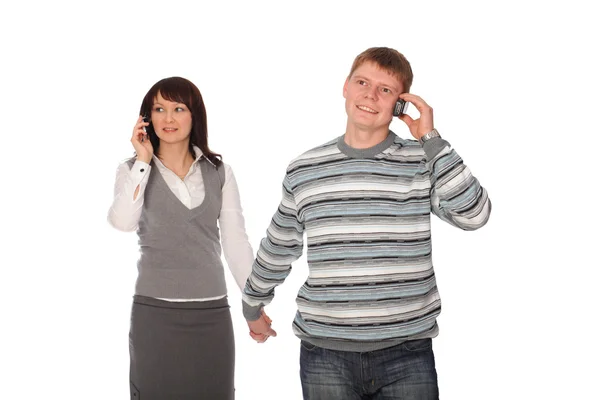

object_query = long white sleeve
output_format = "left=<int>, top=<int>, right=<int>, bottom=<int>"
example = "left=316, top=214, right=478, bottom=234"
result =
left=107, top=160, right=151, bottom=232
left=219, top=165, right=255, bottom=292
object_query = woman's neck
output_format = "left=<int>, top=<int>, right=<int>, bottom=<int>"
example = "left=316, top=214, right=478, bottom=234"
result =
left=156, top=141, right=194, bottom=172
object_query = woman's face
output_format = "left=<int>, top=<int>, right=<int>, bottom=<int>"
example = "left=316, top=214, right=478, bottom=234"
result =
left=151, top=91, right=193, bottom=144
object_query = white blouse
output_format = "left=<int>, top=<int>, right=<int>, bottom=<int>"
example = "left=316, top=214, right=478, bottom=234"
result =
left=107, top=147, right=254, bottom=300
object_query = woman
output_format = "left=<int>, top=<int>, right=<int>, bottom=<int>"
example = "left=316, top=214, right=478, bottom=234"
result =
left=108, top=77, right=257, bottom=399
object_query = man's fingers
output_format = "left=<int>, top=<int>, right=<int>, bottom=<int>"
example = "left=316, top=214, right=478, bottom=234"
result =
left=263, top=315, right=272, bottom=325
left=249, top=331, right=263, bottom=340
left=398, top=114, right=415, bottom=126
left=398, top=93, right=429, bottom=108
left=247, top=311, right=276, bottom=341
left=249, top=331, right=269, bottom=343
left=249, top=322, right=276, bottom=338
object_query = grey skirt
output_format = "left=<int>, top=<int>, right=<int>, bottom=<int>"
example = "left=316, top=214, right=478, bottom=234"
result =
left=129, top=295, right=234, bottom=400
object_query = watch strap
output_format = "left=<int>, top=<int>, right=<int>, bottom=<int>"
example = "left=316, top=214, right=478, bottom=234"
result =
left=419, top=129, right=441, bottom=144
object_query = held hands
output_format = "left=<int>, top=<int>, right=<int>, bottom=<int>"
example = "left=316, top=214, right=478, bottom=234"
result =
left=396, top=93, right=435, bottom=141
left=131, top=115, right=153, bottom=163
left=248, top=309, right=277, bottom=344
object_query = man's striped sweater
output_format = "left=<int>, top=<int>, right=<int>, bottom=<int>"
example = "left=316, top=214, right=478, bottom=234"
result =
left=243, top=131, right=491, bottom=352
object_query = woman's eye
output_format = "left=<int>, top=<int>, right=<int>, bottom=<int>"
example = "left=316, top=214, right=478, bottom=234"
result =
left=154, top=107, right=164, bottom=112
left=176, top=107, right=186, bottom=112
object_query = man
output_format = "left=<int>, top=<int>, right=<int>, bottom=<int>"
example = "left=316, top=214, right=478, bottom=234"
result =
left=242, top=47, right=491, bottom=399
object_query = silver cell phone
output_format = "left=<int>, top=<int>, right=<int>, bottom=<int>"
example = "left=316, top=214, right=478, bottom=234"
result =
left=393, top=99, right=409, bottom=117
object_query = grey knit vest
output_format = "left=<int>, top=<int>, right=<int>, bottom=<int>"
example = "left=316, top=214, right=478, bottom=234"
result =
left=128, top=157, right=226, bottom=299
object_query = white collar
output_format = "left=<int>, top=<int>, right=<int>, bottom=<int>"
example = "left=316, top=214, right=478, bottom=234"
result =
left=152, top=145, right=214, bottom=168
left=192, top=145, right=215, bottom=167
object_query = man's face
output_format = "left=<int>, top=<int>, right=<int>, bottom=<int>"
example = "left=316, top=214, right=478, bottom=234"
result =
left=343, top=61, right=404, bottom=132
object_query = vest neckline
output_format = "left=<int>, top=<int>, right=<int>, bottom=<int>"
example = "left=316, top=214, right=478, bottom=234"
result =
left=150, top=158, right=213, bottom=218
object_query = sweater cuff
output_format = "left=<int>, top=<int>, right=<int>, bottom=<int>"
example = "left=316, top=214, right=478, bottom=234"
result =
left=422, top=136, right=450, bottom=160
left=242, top=300, right=263, bottom=321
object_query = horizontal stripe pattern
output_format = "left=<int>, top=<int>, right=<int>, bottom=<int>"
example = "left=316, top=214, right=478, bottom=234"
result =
left=243, top=132, right=491, bottom=343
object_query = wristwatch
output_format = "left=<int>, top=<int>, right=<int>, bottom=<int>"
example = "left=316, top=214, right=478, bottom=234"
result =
left=419, top=129, right=441, bottom=144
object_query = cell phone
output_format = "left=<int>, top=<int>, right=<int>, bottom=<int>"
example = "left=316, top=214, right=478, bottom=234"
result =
left=142, top=116, right=149, bottom=142
left=393, top=99, right=409, bottom=117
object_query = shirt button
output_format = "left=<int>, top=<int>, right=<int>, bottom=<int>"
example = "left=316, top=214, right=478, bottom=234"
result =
left=140, top=168, right=145, bottom=172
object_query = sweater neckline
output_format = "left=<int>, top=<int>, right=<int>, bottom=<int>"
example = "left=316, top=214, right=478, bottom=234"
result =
left=336, top=131, right=396, bottom=159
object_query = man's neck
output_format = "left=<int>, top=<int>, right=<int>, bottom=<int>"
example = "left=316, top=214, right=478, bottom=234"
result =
left=343, top=124, right=390, bottom=149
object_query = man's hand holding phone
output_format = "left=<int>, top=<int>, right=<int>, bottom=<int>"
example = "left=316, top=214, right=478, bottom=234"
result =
left=131, top=115, right=154, bottom=163
left=395, top=93, right=435, bottom=142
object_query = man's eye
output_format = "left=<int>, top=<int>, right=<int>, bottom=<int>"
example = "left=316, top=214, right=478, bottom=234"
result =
left=358, top=80, right=367, bottom=86
left=382, top=88, right=391, bottom=93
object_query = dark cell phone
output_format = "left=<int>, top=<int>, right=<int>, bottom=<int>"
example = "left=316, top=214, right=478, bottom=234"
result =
left=393, top=99, right=409, bottom=117
left=142, top=116, right=149, bottom=142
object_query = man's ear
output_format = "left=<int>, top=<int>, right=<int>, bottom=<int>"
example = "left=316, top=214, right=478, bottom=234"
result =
left=343, top=78, right=349, bottom=98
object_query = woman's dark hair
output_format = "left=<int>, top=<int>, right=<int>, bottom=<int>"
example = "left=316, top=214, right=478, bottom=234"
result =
left=139, top=77, right=222, bottom=166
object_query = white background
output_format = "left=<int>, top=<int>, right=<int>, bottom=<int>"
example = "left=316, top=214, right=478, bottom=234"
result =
left=2, top=1, right=598, bottom=399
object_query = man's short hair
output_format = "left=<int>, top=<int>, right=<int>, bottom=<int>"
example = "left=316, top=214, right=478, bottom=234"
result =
left=348, top=47, right=413, bottom=92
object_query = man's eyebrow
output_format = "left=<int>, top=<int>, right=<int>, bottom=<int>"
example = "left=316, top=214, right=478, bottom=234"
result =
left=354, top=75, right=399, bottom=91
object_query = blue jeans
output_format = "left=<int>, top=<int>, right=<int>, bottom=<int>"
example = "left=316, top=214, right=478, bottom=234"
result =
left=300, top=338, right=439, bottom=400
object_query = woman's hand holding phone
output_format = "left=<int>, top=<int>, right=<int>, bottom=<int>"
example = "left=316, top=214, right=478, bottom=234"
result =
left=131, top=115, right=154, bottom=163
